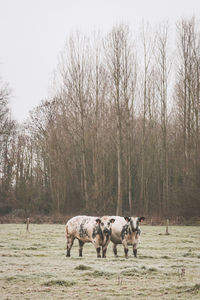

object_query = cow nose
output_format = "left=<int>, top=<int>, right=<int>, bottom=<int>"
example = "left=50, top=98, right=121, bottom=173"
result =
left=103, top=228, right=109, bottom=234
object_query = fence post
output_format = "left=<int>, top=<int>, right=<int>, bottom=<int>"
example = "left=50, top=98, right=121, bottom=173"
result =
left=26, top=218, right=29, bottom=232
left=165, top=219, right=169, bottom=235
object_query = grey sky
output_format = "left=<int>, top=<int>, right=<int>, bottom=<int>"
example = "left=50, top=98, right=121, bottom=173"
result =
left=0, top=0, right=199, bottom=122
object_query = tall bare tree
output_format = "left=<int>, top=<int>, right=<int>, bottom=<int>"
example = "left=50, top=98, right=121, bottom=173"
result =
left=155, top=23, right=170, bottom=216
left=105, top=24, right=135, bottom=215
left=59, top=33, right=92, bottom=210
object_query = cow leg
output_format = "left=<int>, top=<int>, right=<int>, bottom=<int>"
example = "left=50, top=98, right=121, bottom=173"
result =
left=102, top=237, right=111, bottom=258
left=102, top=246, right=107, bottom=258
left=92, top=239, right=101, bottom=258
left=113, top=244, right=118, bottom=257
left=78, top=240, right=84, bottom=257
left=133, top=248, right=137, bottom=257
left=122, top=239, right=129, bottom=258
left=96, top=246, right=101, bottom=258
left=133, top=243, right=137, bottom=257
left=102, top=240, right=111, bottom=257
left=66, top=236, right=74, bottom=257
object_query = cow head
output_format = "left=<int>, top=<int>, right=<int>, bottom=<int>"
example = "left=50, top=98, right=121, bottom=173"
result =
left=95, top=217, right=115, bottom=246
left=97, top=216, right=115, bottom=235
left=124, top=216, right=145, bottom=233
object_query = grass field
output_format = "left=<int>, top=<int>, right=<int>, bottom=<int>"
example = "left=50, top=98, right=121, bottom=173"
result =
left=0, top=224, right=200, bottom=299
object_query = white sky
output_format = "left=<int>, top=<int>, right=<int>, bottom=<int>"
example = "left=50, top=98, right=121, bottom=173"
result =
left=0, top=0, right=200, bottom=122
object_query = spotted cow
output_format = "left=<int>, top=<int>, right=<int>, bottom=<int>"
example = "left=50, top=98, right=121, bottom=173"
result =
left=110, top=216, right=145, bottom=258
left=65, top=216, right=115, bottom=258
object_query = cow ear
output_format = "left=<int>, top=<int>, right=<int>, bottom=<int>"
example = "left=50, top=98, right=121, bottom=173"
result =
left=96, top=218, right=101, bottom=224
left=124, top=216, right=130, bottom=222
left=109, top=218, right=115, bottom=223
left=138, top=217, right=145, bottom=222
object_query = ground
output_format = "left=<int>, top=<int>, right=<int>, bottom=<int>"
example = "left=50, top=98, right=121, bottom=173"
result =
left=0, top=224, right=200, bottom=299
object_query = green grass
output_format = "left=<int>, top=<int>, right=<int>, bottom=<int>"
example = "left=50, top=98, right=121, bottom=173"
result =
left=0, top=224, right=200, bottom=299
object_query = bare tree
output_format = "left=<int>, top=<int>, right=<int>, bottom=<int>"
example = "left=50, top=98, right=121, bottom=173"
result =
left=139, top=23, right=156, bottom=214
left=105, top=24, right=136, bottom=215
left=59, top=33, right=92, bottom=210
left=155, top=23, right=170, bottom=216
left=0, top=77, right=15, bottom=210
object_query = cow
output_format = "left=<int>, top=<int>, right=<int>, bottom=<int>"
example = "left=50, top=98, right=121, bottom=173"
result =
left=65, top=215, right=115, bottom=258
left=110, top=216, right=145, bottom=258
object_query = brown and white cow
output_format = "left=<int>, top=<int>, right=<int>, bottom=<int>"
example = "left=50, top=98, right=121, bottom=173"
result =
left=65, top=215, right=115, bottom=258
left=110, top=216, right=145, bottom=258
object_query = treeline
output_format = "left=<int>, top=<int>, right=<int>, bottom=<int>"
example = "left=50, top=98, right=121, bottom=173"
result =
left=0, top=18, right=200, bottom=217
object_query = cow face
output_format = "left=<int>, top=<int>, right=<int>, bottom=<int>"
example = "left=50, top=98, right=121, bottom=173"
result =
left=99, top=216, right=115, bottom=235
left=94, top=217, right=115, bottom=245
left=124, top=216, right=145, bottom=233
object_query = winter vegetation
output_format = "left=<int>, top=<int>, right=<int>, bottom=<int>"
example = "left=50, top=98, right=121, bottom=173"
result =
left=1, top=18, right=200, bottom=218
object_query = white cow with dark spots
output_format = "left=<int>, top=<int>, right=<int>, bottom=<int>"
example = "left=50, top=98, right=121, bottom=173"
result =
left=110, top=216, right=145, bottom=258
left=65, top=215, right=115, bottom=258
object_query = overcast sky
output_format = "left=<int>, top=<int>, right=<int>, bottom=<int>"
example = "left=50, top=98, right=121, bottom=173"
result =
left=0, top=0, right=200, bottom=122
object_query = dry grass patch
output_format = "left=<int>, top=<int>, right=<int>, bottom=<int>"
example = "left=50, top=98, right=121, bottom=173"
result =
left=74, top=264, right=93, bottom=270
left=43, top=279, right=76, bottom=287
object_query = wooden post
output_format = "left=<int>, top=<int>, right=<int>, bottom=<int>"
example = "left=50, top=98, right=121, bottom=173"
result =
left=26, top=218, right=29, bottom=232
left=165, top=219, right=169, bottom=235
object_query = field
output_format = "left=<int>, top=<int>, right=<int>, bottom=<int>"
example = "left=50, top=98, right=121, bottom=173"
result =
left=0, top=224, right=200, bottom=299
